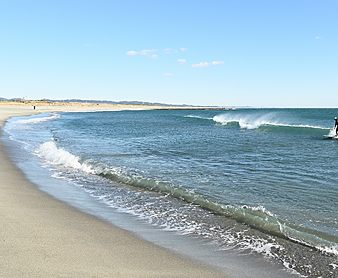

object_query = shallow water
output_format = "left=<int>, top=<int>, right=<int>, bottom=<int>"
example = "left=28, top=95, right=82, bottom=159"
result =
left=3, top=108, right=338, bottom=277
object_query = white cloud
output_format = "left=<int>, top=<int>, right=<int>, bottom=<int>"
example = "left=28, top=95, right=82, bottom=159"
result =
left=163, top=73, right=174, bottom=76
left=163, top=48, right=179, bottom=54
left=180, top=47, right=187, bottom=51
left=139, top=49, right=158, bottom=55
left=192, top=62, right=209, bottom=68
left=126, top=49, right=159, bottom=59
left=211, top=61, right=224, bottom=65
left=163, top=48, right=172, bottom=54
left=178, top=59, right=186, bottom=64
left=315, top=36, right=322, bottom=39
left=192, top=61, right=224, bottom=68
left=126, top=50, right=137, bottom=55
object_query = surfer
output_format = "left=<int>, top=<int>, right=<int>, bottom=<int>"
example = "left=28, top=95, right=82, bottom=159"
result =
left=335, top=117, right=338, bottom=135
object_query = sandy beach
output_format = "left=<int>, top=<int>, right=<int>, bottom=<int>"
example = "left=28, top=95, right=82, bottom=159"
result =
left=0, top=105, right=225, bottom=277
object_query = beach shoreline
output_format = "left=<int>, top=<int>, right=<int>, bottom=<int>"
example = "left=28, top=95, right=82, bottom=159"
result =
left=0, top=100, right=233, bottom=111
left=0, top=105, right=225, bottom=277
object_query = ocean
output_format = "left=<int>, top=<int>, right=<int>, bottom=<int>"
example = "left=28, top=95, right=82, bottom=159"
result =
left=2, top=108, right=338, bottom=277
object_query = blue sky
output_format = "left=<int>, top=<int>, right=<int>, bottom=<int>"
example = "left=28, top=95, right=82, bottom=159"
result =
left=1, top=1, right=337, bottom=107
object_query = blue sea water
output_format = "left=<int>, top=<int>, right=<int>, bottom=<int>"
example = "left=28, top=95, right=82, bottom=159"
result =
left=3, top=108, right=338, bottom=277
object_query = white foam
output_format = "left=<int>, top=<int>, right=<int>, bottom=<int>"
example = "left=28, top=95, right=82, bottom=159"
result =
left=330, top=263, right=338, bottom=269
left=213, top=113, right=277, bottom=129
left=269, top=123, right=328, bottom=130
left=36, top=141, right=94, bottom=173
left=12, top=114, right=60, bottom=125
left=184, top=115, right=213, bottom=120
left=318, top=244, right=338, bottom=256
left=213, top=113, right=328, bottom=130
left=327, top=128, right=337, bottom=136
left=243, top=205, right=275, bottom=217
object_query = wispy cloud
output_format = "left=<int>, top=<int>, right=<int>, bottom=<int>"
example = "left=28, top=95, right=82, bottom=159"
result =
left=163, top=73, right=174, bottom=76
left=192, top=61, right=224, bottom=68
left=192, top=62, right=209, bottom=68
left=163, top=48, right=173, bottom=54
left=127, top=48, right=184, bottom=58
left=315, top=36, right=322, bottom=39
left=126, top=49, right=158, bottom=57
left=139, top=49, right=158, bottom=55
left=178, top=59, right=186, bottom=64
left=180, top=47, right=188, bottom=51
left=126, top=50, right=138, bottom=55
left=211, top=61, right=224, bottom=66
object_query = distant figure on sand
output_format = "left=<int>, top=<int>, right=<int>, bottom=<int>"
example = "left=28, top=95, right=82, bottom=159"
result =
left=334, top=117, right=338, bottom=135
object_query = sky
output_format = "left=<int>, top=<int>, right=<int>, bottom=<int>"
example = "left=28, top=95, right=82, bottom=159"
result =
left=1, top=0, right=337, bottom=107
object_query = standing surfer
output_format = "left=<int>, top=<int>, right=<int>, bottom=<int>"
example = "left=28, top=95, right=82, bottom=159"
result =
left=335, top=117, right=338, bottom=135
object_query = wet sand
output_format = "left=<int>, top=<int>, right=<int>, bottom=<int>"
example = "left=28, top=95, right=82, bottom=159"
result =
left=0, top=105, right=225, bottom=277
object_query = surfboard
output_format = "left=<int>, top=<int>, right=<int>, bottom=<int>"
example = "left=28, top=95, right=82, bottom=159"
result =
left=323, top=135, right=338, bottom=139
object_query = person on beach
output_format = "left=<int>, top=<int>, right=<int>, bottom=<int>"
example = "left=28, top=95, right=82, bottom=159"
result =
left=334, top=117, right=338, bottom=135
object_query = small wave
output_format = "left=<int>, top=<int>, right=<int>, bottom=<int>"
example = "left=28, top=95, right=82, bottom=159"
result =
left=265, top=123, right=328, bottom=130
left=34, top=141, right=338, bottom=256
left=98, top=167, right=338, bottom=255
left=12, top=114, right=60, bottom=125
left=35, top=142, right=94, bottom=173
left=280, top=223, right=338, bottom=256
left=184, top=115, right=214, bottom=121
left=185, top=115, right=213, bottom=120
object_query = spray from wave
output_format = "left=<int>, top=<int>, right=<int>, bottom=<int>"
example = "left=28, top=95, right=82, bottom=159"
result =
left=213, top=113, right=274, bottom=129
left=213, top=113, right=328, bottom=130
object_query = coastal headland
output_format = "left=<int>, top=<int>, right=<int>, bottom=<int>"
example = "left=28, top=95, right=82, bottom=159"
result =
left=0, top=104, right=225, bottom=277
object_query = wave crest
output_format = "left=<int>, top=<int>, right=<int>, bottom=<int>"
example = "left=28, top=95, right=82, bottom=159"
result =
left=13, top=114, right=60, bottom=125
left=99, top=167, right=338, bottom=254
left=35, top=140, right=338, bottom=256
left=213, top=113, right=327, bottom=130
left=36, top=142, right=94, bottom=173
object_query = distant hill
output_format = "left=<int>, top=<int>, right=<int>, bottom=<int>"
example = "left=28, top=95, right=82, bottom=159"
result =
left=0, top=97, right=192, bottom=107
left=44, top=99, right=192, bottom=107
left=0, top=97, right=25, bottom=102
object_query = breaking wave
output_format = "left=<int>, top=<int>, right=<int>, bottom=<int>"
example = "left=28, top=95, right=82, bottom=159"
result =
left=35, top=141, right=338, bottom=256
left=184, top=113, right=329, bottom=133
left=12, top=114, right=60, bottom=125
left=36, top=142, right=94, bottom=173
left=213, top=114, right=327, bottom=131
